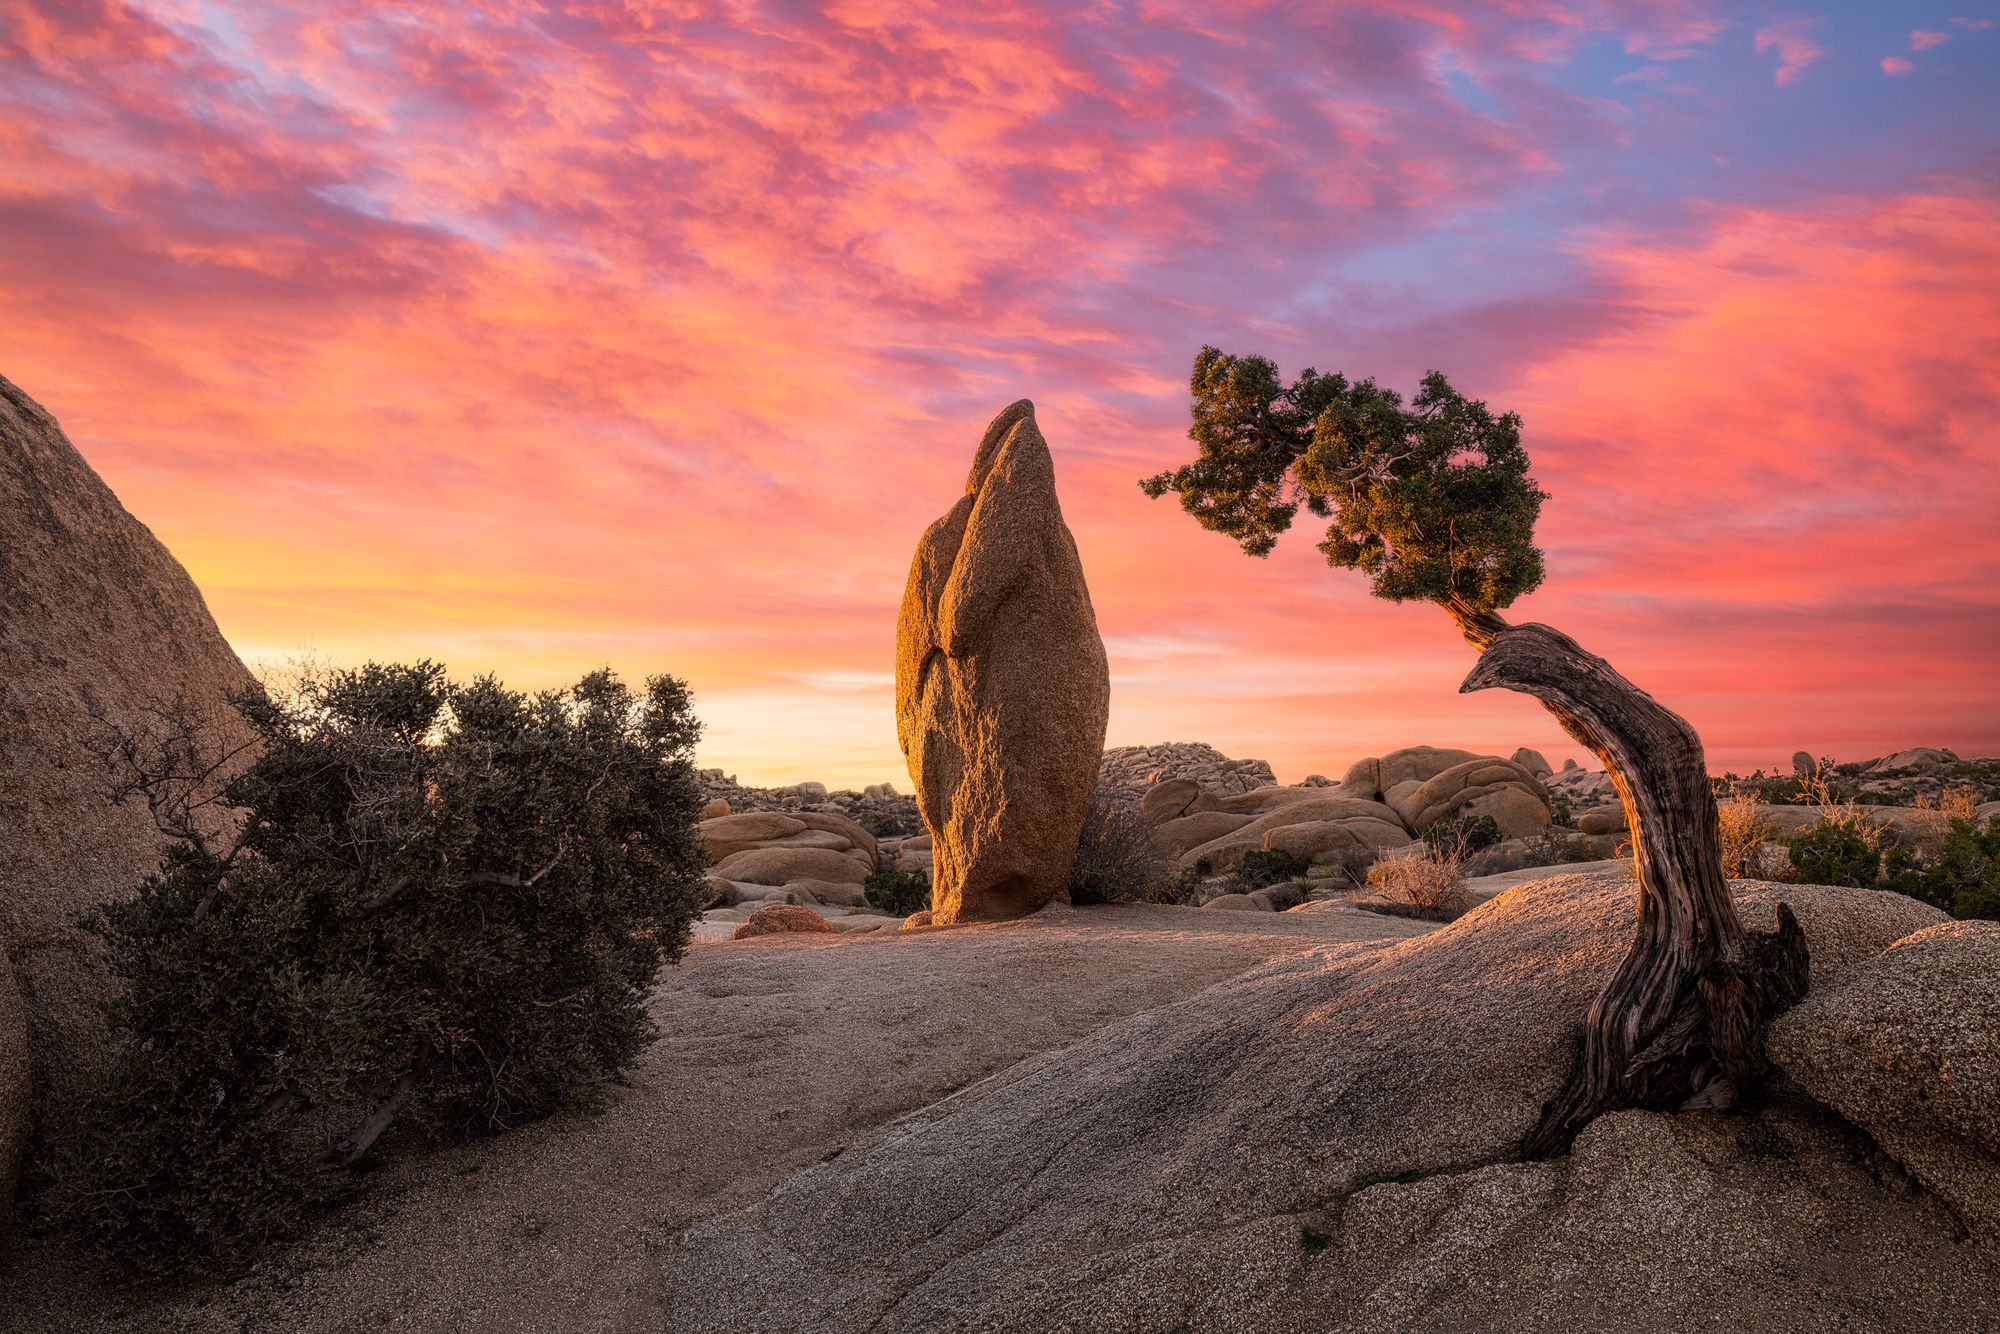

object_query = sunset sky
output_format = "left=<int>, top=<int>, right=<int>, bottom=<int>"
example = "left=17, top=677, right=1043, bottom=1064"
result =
left=4, top=1, right=1997, bottom=787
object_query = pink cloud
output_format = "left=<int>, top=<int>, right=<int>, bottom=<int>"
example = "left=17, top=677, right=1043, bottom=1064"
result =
left=1910, top=29, right=1953, bottom=50
left=1882, top=55, right=1915, bottom=74
left=1754, top=16, right=1826, bottom=85
left=0, top=1, right=1995, bottom=784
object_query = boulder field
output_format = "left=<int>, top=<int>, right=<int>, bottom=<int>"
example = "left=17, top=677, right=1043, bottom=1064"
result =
left=1144, top=743, right=1555, bottom=877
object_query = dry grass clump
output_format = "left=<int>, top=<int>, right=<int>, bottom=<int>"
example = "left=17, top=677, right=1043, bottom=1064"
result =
left=1909, top=785, right=1983, bottom=858
left=1717, top=787, right=1776, bottom=879
left=1366, top=843, right=1472, bottom=920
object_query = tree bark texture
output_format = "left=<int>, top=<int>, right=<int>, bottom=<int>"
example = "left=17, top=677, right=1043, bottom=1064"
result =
left=1447, top=603, right=1810, bottom=1157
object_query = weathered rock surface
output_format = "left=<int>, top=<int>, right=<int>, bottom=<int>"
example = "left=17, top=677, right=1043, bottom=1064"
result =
left=895, top=401, right=1110, bottom=922
left=1138, top=777, right=1208, bottom=825
left=0, top=374, right=255, bottom=1114
left=1771, top=919, right=2000, bottom=1252
left=1099, top=742, right=1276, bottom=798
left=731, top=904, right=839, bottom=939
left=698, top=811, right=807, bottom=861
left=1792, top=750, right=1816, bottom=776
left=660, top=877, right=1989, bottom=1331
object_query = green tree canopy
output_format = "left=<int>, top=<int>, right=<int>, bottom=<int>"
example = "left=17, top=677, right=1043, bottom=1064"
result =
left=1140, top=346, right=1549, bottom=614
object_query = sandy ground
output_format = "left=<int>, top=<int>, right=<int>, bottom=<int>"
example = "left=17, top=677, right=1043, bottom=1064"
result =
left=0, top=902, right=1432, bottom=1332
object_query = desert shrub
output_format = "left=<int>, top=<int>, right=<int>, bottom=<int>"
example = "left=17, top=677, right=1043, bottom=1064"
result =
left=37, top=663, right=708, bottom=1275
left=863, top=868, right=933, bottom=916
left=1425, top=814, right=1501, bottom=855
left=1506, top=828, right=1605, bottom=870
left=1883, top=817, right=2000, bottom=920
left=1134, top=868, right=1206, bottom=907
left=1260, top=879, right=1310, bottom=911
left=1546, top=790, right=1574, bottom=828
left=1365, top=847, right=1472, bottom=921
left=1787, top=821, right=1881, bottom=889
left=1717, top=789, right=1775, bottom=879
left=1236, top=848, right=1312, bottom=890
left=1069, top=787, right=1176, bottom=905
left=1907, top=786, right=1983, bottom=859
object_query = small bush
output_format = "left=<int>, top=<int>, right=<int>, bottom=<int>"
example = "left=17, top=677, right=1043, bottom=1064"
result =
left=37, top=663, right=709, bottom=1276
left=1135, top=868, right=1206, bottom=907
left=1365, top=848, right=1471, bottom=920
left=1237, top=848, right=1312, bottom=890
left=1506, top=828, right=1605, bottom=871
left=1424, top=814, right=1500, bottom=856
left=1787, top=821, right=1881, bottom=888
left=863, top=868, right=933, bottom=916
left=1883, top=817, right=2000, bottom=920
left=1069, top=787, right=1174, bottom=905
left=1547, top=791, right=1574, bottom=828
left=1717, top=789, right=1774, bottom=879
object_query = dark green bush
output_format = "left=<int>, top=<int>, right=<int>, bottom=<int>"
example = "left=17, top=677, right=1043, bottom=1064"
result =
left=863, top=868, right=932, bottom=916
left=1883, top=818, right=2000, bottom=920
left=1070, top=787, right=1174, bottom=905
left=37, top=663, right=708, bottom=1275
left=1787, top=821, right=1881, bottom=889
left=1425, top=814, right=1501, bottom=855
left=1237, top=848, right=1311, bottom=889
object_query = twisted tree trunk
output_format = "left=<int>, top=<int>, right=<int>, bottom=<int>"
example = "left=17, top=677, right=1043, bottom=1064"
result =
left=1445, top=601, right=1810, bottom=1157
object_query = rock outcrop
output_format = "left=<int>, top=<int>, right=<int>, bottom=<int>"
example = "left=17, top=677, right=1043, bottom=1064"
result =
left=894, top=401, right=1109, bottom=923
left=1099, top=742, right=1277, bottom=798
left=660, top=877, right=1988, bottom=1331
left=1771, top=919, right=2000, bottom=1252
left=1396, top=756, right=1551, bottom=838
left=0, top=374, right=255, bottom=1114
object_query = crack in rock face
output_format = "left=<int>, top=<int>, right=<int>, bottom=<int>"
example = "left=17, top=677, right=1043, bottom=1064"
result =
left=893, top=401, right=1109, bottom=924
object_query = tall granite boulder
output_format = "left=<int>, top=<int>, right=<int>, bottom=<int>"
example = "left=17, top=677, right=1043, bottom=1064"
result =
left=0, top=374, right=255, bottom=1116
left=894, top=401, right=1110, bottom=923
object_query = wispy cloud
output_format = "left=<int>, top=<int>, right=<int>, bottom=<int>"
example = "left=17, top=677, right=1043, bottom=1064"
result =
left=1754, top=16, right=1826, bottom=86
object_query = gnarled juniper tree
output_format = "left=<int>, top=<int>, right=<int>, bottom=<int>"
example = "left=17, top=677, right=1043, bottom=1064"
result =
left=41, top=662, right=709, bottom=1272
left=1143, top=347, right=1808, bottom=1156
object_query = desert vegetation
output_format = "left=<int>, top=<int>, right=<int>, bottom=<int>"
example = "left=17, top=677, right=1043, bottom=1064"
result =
left=31, top=663, right=709, bottom=1273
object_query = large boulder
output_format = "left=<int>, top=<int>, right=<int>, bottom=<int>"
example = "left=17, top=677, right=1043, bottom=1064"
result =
left=1396, top=756, right=1551, bottom=838
left=1138, top=778, right=1207, bottom=825
left=0, top=374, right=255, bottom=1115
left=1, top=952, right=27, bottom=1244
left=1153, top=811, right=1257, bottom=860
left=712, top=846, right=871, bottom=888
left=1770, top=919, right=2000, bottom=1251
left=793, top=811, right=881, bottom=872
left=1261, top=816, right=1418, bottom=876
left=894, top=401, right=1110, bottom=923
left=698, top=811, right=809, bottom=862
left=1339, top=746, right=1483, bottom=805
left=660, top=877, right=1991, bottom=1330
left=1511, top=747, right=1553, bottom=779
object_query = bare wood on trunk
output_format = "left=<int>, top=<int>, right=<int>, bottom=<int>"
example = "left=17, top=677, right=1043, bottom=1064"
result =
left=1446, top=602, right=1809, bottom=1157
